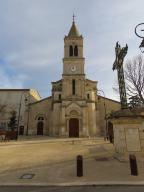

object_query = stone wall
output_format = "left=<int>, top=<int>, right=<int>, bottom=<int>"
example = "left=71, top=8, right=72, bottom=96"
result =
left=28, top=97, right=52, bottom=135
left=97, top=96, right=121, bottom=136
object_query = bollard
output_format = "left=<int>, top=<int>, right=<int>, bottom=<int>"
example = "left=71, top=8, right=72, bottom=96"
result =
left=77, top=155, right=83, bottom=177
left=129, top=154, right=138, bottom=176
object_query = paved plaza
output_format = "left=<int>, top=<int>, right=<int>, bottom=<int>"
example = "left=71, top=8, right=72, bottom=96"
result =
left=0, top=137, right=144, bottom=185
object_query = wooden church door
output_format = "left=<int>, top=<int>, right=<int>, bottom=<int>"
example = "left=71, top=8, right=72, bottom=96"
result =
left=69, top=118, right=79, bottom=137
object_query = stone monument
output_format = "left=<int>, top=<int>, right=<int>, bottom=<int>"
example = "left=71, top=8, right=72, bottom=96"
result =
left=113, top=42, right=128, bottom=109
left=110, top=42, right=144, bottom=155
left=110, top=108, right=144, bottom=153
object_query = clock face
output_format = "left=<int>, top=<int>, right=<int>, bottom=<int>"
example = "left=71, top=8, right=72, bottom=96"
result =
left=70, top=65, right=76, bottom=72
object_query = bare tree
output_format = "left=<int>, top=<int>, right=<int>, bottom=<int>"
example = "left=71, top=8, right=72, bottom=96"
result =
left=112, top=54, right=144, bottom=107
left=125, top=55, right=144, bottom=105
left=0, top=104, right=7, bottom=115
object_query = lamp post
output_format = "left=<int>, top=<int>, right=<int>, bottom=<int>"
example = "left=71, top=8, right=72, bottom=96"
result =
left=97, top=89, right=108, bottom=140
left=16, top=92, right=28, bottom=140
left=25, top=95, right=30, bottom=136
left=135, top=23, right=144, bottom=53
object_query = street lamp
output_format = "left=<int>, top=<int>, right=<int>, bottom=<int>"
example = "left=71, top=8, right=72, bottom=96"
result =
left=16, top=92, right=28, bottom=140
left=135, top=23, right=144, bottom=53
left=25, top=95, right=30, bottom=136
left=97, top=89, right=108, bottom=140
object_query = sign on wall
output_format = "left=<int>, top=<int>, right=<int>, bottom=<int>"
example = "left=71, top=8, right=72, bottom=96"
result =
left=125, top=128, right=141, bottom=152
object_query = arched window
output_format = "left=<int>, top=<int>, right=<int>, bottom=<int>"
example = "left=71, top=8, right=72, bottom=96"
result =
left=74, top=46, right=78, bottom=56
left=69, top=45, right=73, bottom=56
left=72, top=79, right=76, bottom=95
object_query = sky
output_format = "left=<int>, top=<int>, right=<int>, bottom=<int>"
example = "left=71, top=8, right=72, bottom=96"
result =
left=0, top=0, right=143, bottom=101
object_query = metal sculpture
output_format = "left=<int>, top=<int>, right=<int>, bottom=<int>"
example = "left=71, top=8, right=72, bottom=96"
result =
left=135, top=23, right=144, bottom=53
left=113, top=42, right=128, bottom=109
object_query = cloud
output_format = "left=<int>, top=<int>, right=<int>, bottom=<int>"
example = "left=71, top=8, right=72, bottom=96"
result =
left=0, top=0, right=144, bottom=99
left=0, top=66, right=24, bottom=88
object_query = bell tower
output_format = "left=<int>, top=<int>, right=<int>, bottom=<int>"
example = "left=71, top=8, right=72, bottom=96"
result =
left=63, top=19, right=85, bottom=75
left=62, top=18, right=85, bottom=99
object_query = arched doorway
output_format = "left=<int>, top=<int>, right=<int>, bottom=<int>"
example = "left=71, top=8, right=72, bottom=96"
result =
left=37, top=121, right=43, bottom=135
left=69, top=118, right=79, bottom=138
left=19, top=126, right=24, bottom=135
left=108, top=121, right=114, bottom=143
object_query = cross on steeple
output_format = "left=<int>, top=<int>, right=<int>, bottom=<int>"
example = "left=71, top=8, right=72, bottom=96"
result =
left=73, top=14, right=76, bottom=22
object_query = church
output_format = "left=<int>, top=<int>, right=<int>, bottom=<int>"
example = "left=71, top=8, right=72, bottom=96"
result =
left=0, top=20, right=120, bottom=138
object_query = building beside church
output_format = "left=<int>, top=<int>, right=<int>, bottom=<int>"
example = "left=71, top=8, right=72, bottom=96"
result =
left=0, top=21, right=121, bottom=137
left=0, top=89, right=41, bottom=134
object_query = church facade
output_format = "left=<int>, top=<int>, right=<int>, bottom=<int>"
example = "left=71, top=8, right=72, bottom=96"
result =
left=0, top=21, right=120, bottom=137
left=27, top=21, right=121, bottom=137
